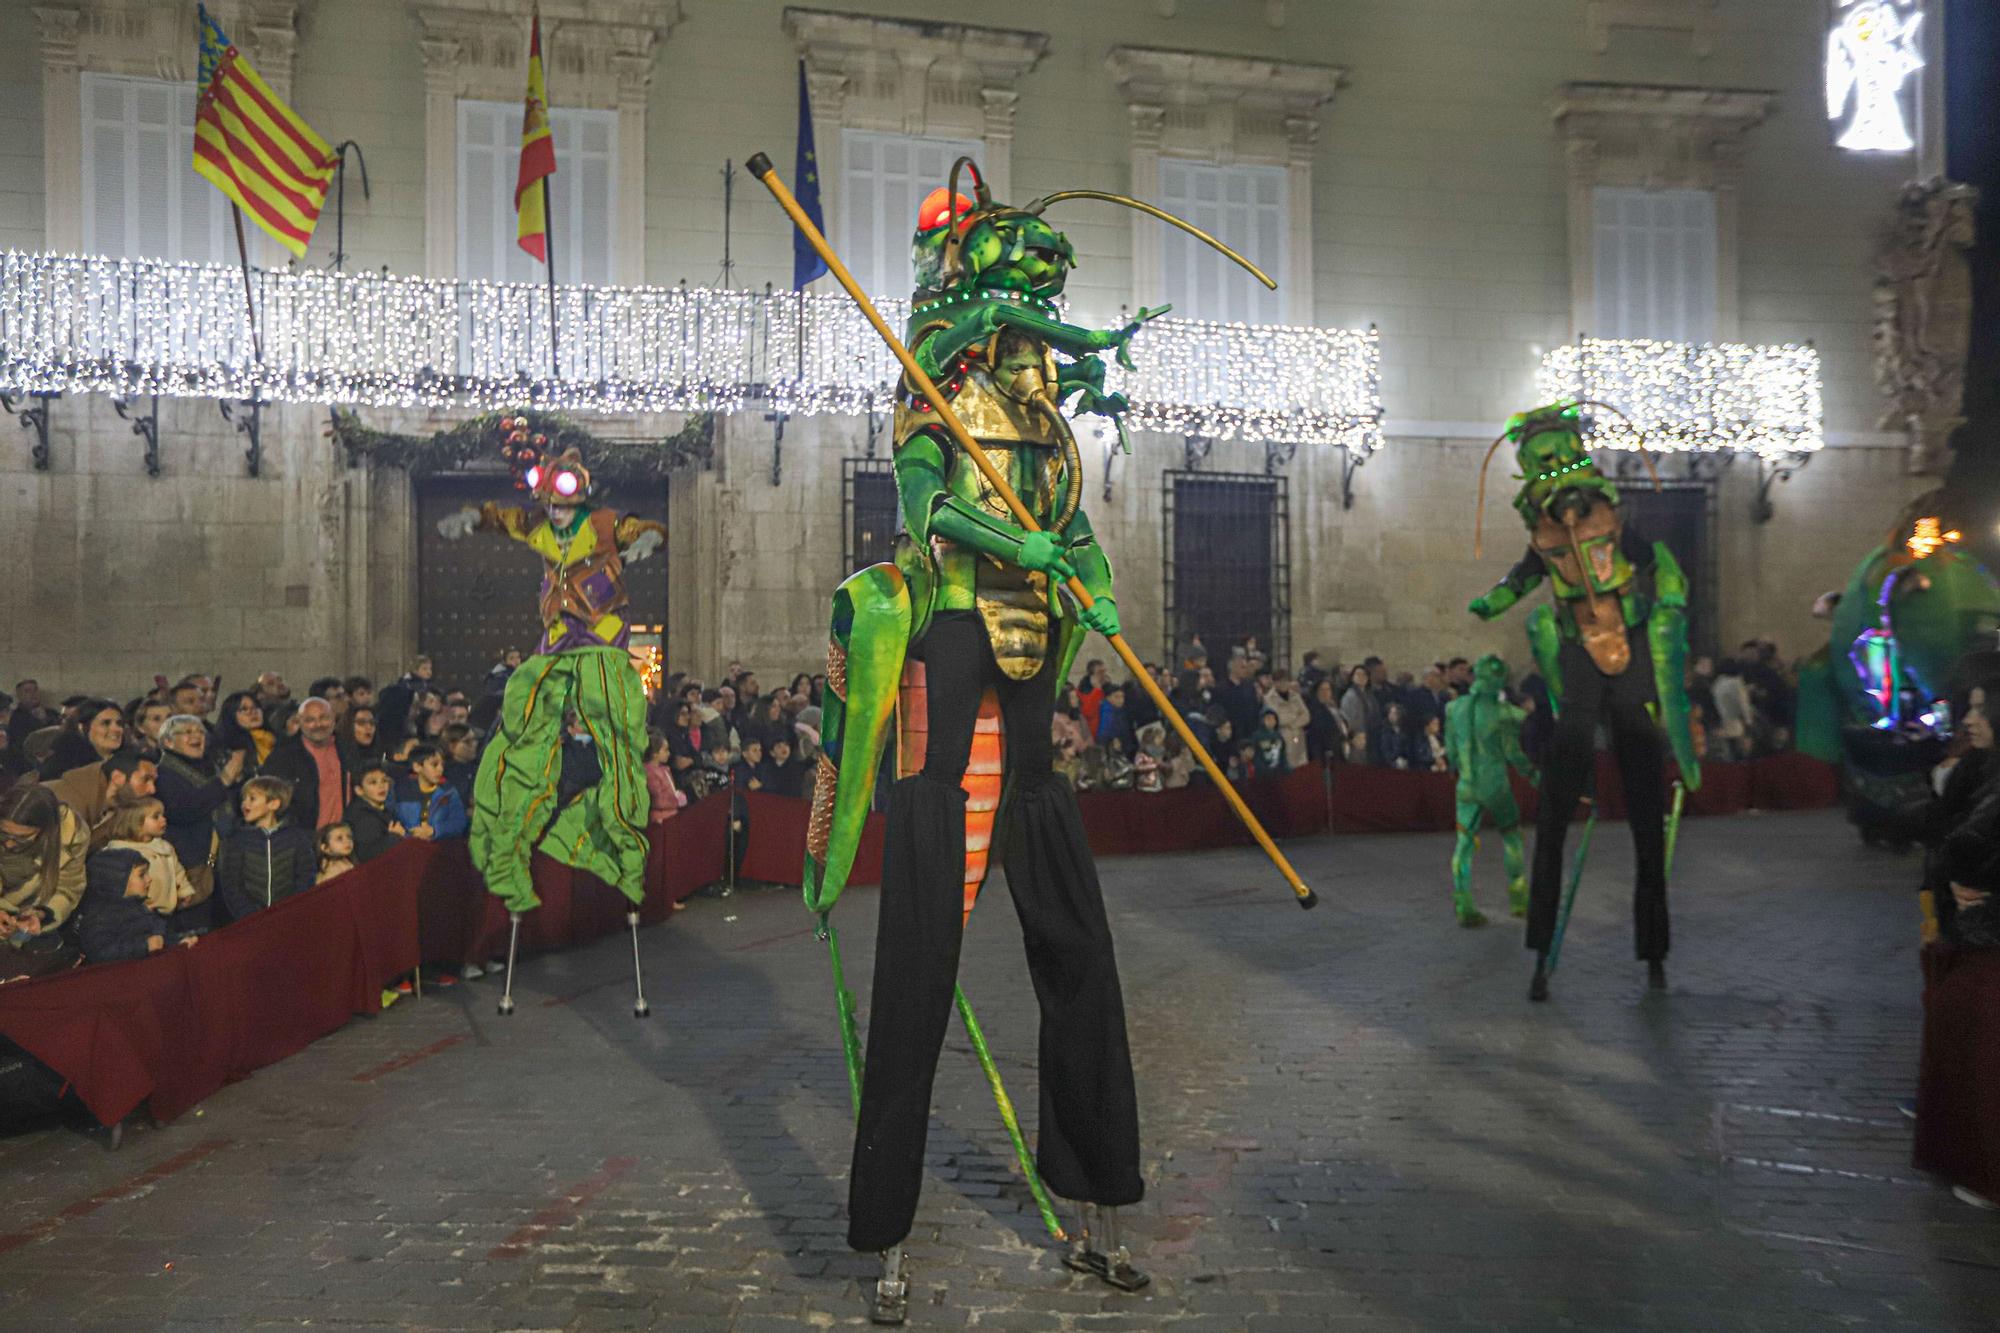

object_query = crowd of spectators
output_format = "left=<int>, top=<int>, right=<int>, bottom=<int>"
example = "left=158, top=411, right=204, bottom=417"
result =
left=1051, top=633, right=1804, bottom=793
left=0, top=632, right=1806, bottom=980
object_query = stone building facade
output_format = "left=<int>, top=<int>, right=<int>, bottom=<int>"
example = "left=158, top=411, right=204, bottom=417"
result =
left=0, top=0, right=1943, bottom=695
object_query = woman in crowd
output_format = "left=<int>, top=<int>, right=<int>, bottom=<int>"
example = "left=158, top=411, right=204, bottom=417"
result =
left=1262, top=670, right=1311, bottom=771
left=747, top=693, right=791, bottom=752
left=1370, top=700, right=1413, bottom=770
left=154, top=714, right=242, bottom=923
left=38, top=700, right=126, bottom=779
left=342, top=704, right=385, bottom=764
left=1051, top=684, right=1092, bottom=776
left=125, top=698, right=172, bottom=750
left=1339, top=666, right=1376, bottom=765
left=216, top=690, right=276, bottom=776
left=1305, top=676, right=1347, bottom=764
left=789, top=673, right=817, bottom=709
left=0, top=782, right=91, bottom=941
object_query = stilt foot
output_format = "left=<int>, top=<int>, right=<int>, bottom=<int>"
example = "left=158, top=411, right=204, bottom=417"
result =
left=497, top=996, right=515, bottom=1016
left=1646, top=960, right=1666, bottom=991
left=1529, top=957, right=1550, bottom=1002
left=870, top=1246, right=908, bottom=1325
left=1063, top=1205, right=1151, bottom=1292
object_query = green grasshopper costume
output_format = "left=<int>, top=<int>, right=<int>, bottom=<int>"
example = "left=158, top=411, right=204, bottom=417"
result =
left=1445, top=654, right=1537, bottom=927
left=1468, top=401, right=1700, bottom=999
left=797, top=160, right=1273, bottom=1315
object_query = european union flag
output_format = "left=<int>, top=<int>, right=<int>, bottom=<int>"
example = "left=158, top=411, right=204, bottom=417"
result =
left=793, top=60, right=828, bottom=290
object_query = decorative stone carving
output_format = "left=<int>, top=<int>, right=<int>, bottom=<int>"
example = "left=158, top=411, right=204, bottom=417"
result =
left=1553, top=82, right=1776, bottom=340
left=1871, top=178, right=1978, bottom=475
left=784, top=7, right=1047, bottom=203
left=1107, top=46, right=1341, bottom=324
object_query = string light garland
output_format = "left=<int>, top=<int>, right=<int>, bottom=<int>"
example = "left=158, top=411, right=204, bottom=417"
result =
left=0, top=251, right=1383, bottom=449
left=1537, top=337, right=1824, bottom=461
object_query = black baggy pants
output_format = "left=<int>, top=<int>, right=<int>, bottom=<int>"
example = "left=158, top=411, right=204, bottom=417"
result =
left=1524, top=627, right=1671, bottom=962
left=847, top=612, right=1144, bottom=1252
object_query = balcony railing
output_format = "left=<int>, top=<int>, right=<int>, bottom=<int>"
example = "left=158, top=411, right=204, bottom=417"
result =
left=0, top=252, right=1382, bottom=452
left=1537, top=337, right=1824, bottom=460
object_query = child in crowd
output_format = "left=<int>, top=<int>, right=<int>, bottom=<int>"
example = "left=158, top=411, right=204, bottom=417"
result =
left=392, top=744, right=469, bottom=841
left=317, top=822, right=357, bottom=883
left=1096, top=684, right=1134, bottom=758
left=345, top=763, right=407, bottom=863
left=1251, top=708, right=1287, bottom=775
left=1420, top=714, right=1450, bottom=772
left=216, top=776, right=318, bottom=920
left=98, top=797, right=197, bottom=914
left=1229, top=738, right=1259, bottom=783
left=440, top=724, right=480, bottom=809
left=761, top=735, right=804, bottom=798
left=733, top=737, right=765, bottom=794
left=644, top=729, right=685, bottom=824
left=78, top=848, right=196, bottom=963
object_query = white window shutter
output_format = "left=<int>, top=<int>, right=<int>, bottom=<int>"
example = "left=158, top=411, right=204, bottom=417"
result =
left=460, top=100, right=617, bottom=288
left=1591, top=186, right=1718, bottom=343
left=840, top=129, right=983, bottom=298
left=82, top=74, right=229, bottom=264
left=1155, top=158, right=1285, bottom=325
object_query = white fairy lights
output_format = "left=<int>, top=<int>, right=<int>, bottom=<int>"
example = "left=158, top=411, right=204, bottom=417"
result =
left=1826, top=0, right=1924, bottom=154
left=0, top=251, right=1384, bottom=448
left=1537, top=337, right=1824, bottom=460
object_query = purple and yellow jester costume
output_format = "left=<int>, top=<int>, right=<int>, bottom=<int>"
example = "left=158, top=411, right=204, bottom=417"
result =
left=437, top=447, right=665, bottom=912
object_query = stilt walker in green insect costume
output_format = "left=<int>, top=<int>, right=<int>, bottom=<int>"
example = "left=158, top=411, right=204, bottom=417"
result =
left=436, top=437, right=665, bottom=1017
left=1467, top=402, right=1700, bottom=1002
left=759, top=153, right=1298, bottom=1325
left=1445, top=654, right=1538, bottom=927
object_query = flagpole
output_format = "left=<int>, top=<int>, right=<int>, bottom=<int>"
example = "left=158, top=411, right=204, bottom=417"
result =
left=230, top=204, right=263, bottom=364
left=542, top=174, right=559, bottom=381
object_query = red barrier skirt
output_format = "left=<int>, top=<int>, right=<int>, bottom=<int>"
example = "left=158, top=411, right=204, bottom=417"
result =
left=1915, top=944, right=2000, bottom=1201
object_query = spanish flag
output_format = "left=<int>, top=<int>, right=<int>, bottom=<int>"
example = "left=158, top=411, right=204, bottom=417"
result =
left=192, top=5, right=336, bottom=259
left=515, top=11, right=557, bottom=263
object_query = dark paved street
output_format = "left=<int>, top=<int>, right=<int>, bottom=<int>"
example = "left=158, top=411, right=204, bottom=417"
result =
left=2, top=808, right=1997, bottom=1331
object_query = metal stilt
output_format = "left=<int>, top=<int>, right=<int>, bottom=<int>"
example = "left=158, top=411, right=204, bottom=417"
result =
left=497, top=911, right=522, bottom=1016
left=1064, top=1202, right=1149, bottom=1291
left=628, top=910, right=650, bottom=1017
left=870, top=1243, right=908, bottom=1325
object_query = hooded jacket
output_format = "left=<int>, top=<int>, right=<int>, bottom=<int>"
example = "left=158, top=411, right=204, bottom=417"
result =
left=77, top=848, right=164, bottom=963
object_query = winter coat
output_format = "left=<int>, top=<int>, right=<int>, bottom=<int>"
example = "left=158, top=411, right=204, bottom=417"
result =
left=1340, top=686, right=1380, bottom=760
left=216, top=823, right=318, bottom=920
left=0, top=803, right=90, bottom=927
left=77, top=849, right=165, bottom=964
left=344, top=798, right=404, bottom=864
left=646, top=761, right=684, bottom=824
left=444, top=759, right=479, bottom=811
left=1249, top=727, right=1287, bottom=775
left=1095, top=701, right=1135, bottom=758
left=261, top=736, right=358, bottom=831
left=1262, top=688, right=1312, bottom=770
left=101, top=837, right=198, bottom=914
left=154, top=750, right=231, bottom=872
left=391, top=779, right=469, bottom=841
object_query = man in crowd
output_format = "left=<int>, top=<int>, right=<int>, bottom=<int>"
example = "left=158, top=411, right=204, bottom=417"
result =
left=44, top=750, right=160, bottom=847
left=309, top=678, right=350, bottom=721
left=255, top=671, right=291, bottom=711
left=1217, top=655, right=1263, bottom=739
left=8, top=681, right=57, bottom=762
left=262, top=697, right=355, bottom=831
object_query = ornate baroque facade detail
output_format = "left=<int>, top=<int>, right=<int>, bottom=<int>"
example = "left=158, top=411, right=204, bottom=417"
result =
left=34, top=3, right=302, bottom=253
left=1552, top=82, right=1775, bottom=340
left=1585, top=0, right=1719, bottom=57
left=1873, top=177, right=1978, bottom=476
left=783, top=8, right=1048, bottom=206
left=409, top=0, right=674, bottom=285
left=1106, top=46, right=1343, bottom=325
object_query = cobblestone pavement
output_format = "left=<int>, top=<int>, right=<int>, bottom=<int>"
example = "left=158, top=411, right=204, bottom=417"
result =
left=2, top=808, right=1998, bottom=1331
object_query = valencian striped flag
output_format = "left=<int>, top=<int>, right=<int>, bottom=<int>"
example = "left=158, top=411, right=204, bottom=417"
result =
left=192, top=5, right=336, bottom=259
left=515, top=11, right=557, bottom=263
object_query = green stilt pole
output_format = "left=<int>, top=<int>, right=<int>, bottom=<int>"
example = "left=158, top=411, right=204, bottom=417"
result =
left=954, top=984, right=1066, bottom=1241
left=819, top=915, right=863, bottom=1118
left=1545, top=803, right=1597, bottom=975
left=1664, top=781, right=1686, bottom=878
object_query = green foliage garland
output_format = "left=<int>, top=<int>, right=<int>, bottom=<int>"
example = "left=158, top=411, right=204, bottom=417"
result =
left=330, top=409, right=713, bottom=482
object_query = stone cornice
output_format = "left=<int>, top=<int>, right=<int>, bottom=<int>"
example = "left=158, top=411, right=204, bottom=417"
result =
left=783, top=7, right=1049, bottom=86
left=1553, top=82, right=1775, bottom=139
left=1107, top=45, right=1344, bottom=115
left=409, top=0, right=673, bottom=104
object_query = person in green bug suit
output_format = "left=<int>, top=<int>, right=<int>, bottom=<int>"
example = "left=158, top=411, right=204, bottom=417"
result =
left=1468, top=401, right=1701, bottom=1001
left=1445, top=654, right=1538, bottom=927
left=799, top=159, right=1275, bottom=1321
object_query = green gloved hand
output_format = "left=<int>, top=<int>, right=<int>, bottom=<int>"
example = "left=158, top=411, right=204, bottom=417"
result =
left=1018, top=530, right=1077, bottom=580
left=1468, top=594, right=1494, bottom=619
left=1079, top=597, right=1120, bottom=638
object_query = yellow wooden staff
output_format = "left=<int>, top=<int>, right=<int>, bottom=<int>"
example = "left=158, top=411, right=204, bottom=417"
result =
left=747, top=152, right=1319, bottom=909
